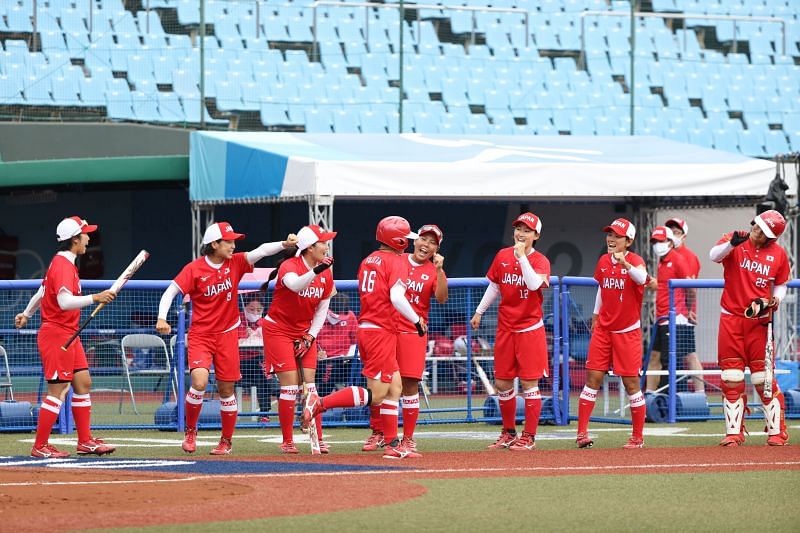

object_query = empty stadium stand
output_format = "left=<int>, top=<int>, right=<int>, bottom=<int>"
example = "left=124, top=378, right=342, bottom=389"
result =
left=0, top=0, right=798, bottom=156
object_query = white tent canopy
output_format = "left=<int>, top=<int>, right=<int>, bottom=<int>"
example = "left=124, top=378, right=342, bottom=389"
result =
left=189, top=133, right=781, bottom=204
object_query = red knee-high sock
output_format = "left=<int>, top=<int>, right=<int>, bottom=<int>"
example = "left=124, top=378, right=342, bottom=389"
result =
left=523, top=387, right=542, bottom=435
left=278, top=385, right=299, bottom=443
left=322, top=386, right=369, bottom=409
left=220, top=395, right=238, bottom=441
left=401, top=394, right=420, bottom=439
left=35, top=396, right=62, bottom=448
left=184, top=387, right=204, bottom=429
left=578, top=386, right=598, bottom=435
left=628, top=390, right=646, bottom=440
left=71, top=393, right=92, bottom=443
left=370, top=404, right=384, bottom=433
left=381, top=399, right=399, bottom=444
left=307, top=383, right=323, bottom=441
left=498, top=388, right=517, bottom=432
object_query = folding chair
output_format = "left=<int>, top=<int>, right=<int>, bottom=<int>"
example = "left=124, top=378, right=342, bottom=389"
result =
left=120, top=334, right=176, bottom=414
left=0, top=346, right=13, bottom=401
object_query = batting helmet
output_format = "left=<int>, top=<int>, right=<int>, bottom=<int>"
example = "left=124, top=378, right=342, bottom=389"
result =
left=376, top=216, right=418, bottom=251
left=753, top=210, right=786, bottom=239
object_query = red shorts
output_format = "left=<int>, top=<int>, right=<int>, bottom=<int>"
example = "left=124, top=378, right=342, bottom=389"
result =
left=263, top=322, right=317, bottom=374
left=586, top=327, right=642, bottom=377
left=357, top=328, right=399, bottom=384
left=37, top=323, right=88, bottom=382
left=397, top=332, right=427, bottom=380
left=494, top=327, right=549, bottom=380
left=187, top=328, right=240, bottom=381
left=718, top=313, right=770, bottom=373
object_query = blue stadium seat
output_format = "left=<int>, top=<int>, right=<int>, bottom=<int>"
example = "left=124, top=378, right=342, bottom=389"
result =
left=737, top=129, right=766, bottom=157
left=304, top=108, right=333, bottom=133
left=131, top=91, right=162, bottom=121
left=106, top=89, right=134, bottom=120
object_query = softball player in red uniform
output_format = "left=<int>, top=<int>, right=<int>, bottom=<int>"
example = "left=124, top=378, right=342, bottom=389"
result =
left=16, top=217, right=117, bottom=458
left=362, top=224, right=448, bottom=454
left=262, top=225, right=336, bottom=454
left=576, top=218, right=649, bottom=449
left=470, top=212, right=551, bottom=452
left=709, top=210, right=790, bottom=446
left=156, top=222, right=296, bottom=455
left=645, top=226, right=692, bottom=393
left=664, top=217, right=704, bottom=393
left=302, top=216, right=426, bottom=459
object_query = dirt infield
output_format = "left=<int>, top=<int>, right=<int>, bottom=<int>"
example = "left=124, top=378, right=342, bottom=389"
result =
left=1, top=446, right=799, bottom=531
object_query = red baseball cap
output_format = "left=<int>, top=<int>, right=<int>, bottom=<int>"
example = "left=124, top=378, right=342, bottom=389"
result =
left=296, top=224, right=337, bottom=255
left=56, top=216, right=98, bottom=242
left=604, top=218, right=636, bottom=239
left=665, top=217, right=688, bottom=235
left=202, top=221, right=245, bottom=244
left=417, top=224, right=444, bottom=245
left=650, top=226, right=675, bottom=243
left=513, top=212, right=542, bottom=233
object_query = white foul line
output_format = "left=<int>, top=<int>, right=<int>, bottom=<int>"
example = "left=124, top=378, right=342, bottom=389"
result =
left=2, top=460, right=799, bottom=488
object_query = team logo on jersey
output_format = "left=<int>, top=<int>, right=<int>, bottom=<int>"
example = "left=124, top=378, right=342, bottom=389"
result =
left=621, top=269, right=627, bottom=274
left=767, top=255, right=775, bottom=261
left=200, top=275, right=210, bottom=282
left=203, top=278, right=232, bottom=297
left=667, top=262, right=672, bottom=267
left=603, top=277, right=626, bottom=290
left=739, top=257, right=771, bottom=276
left=501, top=262, right=509, bottom=267
left=407, top=280, right=424, bottom=292
left=421, top=274, right=430, bottom=281
left=224, top=267, right=230, bottom=274
left=299, top=286, right=324, bottom=298
left=501, top=272, right=526, bottom=287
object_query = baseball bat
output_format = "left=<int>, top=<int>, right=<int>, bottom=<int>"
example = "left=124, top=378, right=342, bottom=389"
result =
left=474, top=359, right=496, bottom=396
left=295, top=353, right=321, bottom=455
left=764, top=281, right=775, bottom=399
left=61, top=250, right=149, bottom=350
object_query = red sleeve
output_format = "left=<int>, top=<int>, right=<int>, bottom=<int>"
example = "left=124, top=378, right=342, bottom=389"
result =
left=486, top=253, right=500, bottom=284
left=323, top=270, right=334, bottom=299
left=776, top=252, right=791, bottom=285
left=629, top=253, right=646, bottom=269
left=233, top=252, right=254, bottom=280
left=49, top=259, right=74, bottom=294
left=593, top=258, right=602, bottom=283
left=534, top=253, right=551, bottom=279
left=275, top=259, right=295, bottom=289
left=173, top=262, right=195, bottom=294
left=716, top=232, right=732, bottom=246
left=387, top=254, right=408, bottom=288
left=676, top=255, right=689, bottom=279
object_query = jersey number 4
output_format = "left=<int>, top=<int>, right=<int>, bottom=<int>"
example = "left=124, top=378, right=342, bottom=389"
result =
left=361, top=270, right=376, bottom=293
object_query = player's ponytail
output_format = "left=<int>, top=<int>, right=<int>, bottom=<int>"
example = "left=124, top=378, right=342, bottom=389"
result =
left=260, top=246, right=298, bottom=291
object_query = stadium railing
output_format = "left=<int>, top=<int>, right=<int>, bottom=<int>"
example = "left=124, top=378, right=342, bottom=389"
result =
left=0, top=276, right=564, bottom=432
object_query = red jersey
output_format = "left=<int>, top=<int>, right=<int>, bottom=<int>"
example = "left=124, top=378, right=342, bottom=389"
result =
left=398, top=254, right=445, bottom=333
left=173, top=252, right=253, bottom=334
left=265, top=256, right=334, bottom=337
left=594, top=252, right=646, bottom=331
left=655, top=249, right=689, bottom=322
left=675, top=245, right=700, bottom=278
left=486, top=247, right=551, bottom=332
left=717, top=233, right=790, bottom=315
left=317, top=310, right=358, bottom=356
left=674, top=244, right=700, bottom=316
left=357, top=250, right=409, bottom=331
left=40, top=253, right=82, bottom=331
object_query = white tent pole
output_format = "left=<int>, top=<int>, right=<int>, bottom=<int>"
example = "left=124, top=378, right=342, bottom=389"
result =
left=308, top=195, right=335, bottom=253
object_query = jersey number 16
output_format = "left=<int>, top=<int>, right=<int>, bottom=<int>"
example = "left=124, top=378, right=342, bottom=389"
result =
left=361, top=270, right=376, bottom=293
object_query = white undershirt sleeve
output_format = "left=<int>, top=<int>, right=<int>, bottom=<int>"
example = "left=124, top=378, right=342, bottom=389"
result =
left=628, top=266, right=647, bottom=285
left=309, top=297, right=331, bottom=338
left=709, top=242, right=733, bottom=263
left=593, top=289, right=602, bottom=314
left=245, top=242, right=285, bottom=265
left=22, top=285, right=44, bottom=318
left=773, top=283, right=788, bottom=303
left=390, top=280, right=420, bottom=324
left=57, top=288, right=94, bottom=310
left=282, top=270, right=316, bottom=293
left=475, top=282, right=501, bottom=315
left=157, top=282, right=182, bottom=320
left=517, top=254, right=544, bottom=291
